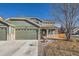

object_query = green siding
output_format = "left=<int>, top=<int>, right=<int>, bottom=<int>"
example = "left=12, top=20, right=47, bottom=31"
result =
left=0, top=28, right=7, bottom=40
left=0, top=22, right=7, bottom=40
left=10, top=21, right=36, bottom=27
left=16, top=29, right=37, bottom=40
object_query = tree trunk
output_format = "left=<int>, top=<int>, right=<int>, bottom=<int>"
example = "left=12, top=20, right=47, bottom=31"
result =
left=66, top=32, right=71, bottom=41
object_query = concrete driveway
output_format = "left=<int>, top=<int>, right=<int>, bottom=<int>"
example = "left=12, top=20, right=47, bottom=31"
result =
left=0, top=40, right=38, bottom=56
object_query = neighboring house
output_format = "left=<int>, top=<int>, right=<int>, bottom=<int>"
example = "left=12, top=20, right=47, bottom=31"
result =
left=0, top=17, right=58, bottom=40
left=73, top=27, right=79, bottom=35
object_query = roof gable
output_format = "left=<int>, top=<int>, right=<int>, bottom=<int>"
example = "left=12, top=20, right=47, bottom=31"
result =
left=7, top=18, right=40, bottom=27
left=0, top=17, right=10, bottom=26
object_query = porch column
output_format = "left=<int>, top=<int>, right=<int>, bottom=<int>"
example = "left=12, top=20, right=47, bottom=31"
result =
left=7, top=26, right=15, bottom=40
left=11, top=27, right=15, bottom=40
left=14, top=28, right=16, bottom=40
left=55, top=29, right=58, bottom=34
left=7, top=26, right=11, bottom=40
left=7, top=27, right=9, bottom=40
left=46, top=29, right=49, bottom=37
left=38, top=29, right=40, bottom=41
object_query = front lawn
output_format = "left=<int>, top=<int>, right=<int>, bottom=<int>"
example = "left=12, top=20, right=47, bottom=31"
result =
left=43, top=40, right=79, bottom=56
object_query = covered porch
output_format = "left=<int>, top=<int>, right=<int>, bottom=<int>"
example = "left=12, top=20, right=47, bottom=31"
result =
left=40, top=27, right=58, bottom=39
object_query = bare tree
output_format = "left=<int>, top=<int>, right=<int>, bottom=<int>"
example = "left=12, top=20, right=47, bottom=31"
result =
left=53, top=3, right=79, bottom=41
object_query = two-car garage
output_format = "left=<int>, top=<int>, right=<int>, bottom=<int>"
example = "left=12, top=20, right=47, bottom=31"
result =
left=0, top=27, right=38, bottom=40
left=15, top=28, right=38, bottom=40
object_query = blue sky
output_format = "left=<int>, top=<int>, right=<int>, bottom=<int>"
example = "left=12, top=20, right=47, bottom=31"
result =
left=0, top=3, right=52, bottom=20
left=0, top=3, right=78, bottom=26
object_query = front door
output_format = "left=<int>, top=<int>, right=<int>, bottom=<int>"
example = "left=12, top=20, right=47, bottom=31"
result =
left=41, top=29, right=46, bottom=38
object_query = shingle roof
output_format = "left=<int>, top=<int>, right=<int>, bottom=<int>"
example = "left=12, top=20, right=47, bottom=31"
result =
left=6, top=17, right=57, bottom=29
left=6, top=17, right=40, bottom=27
left=0, top=17, right=14, bottom=27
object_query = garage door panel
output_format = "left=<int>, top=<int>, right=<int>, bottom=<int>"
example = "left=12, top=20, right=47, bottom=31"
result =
left=16, top=29, right=37, bottom=40
left=0, top=28, right=7, bottom=40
